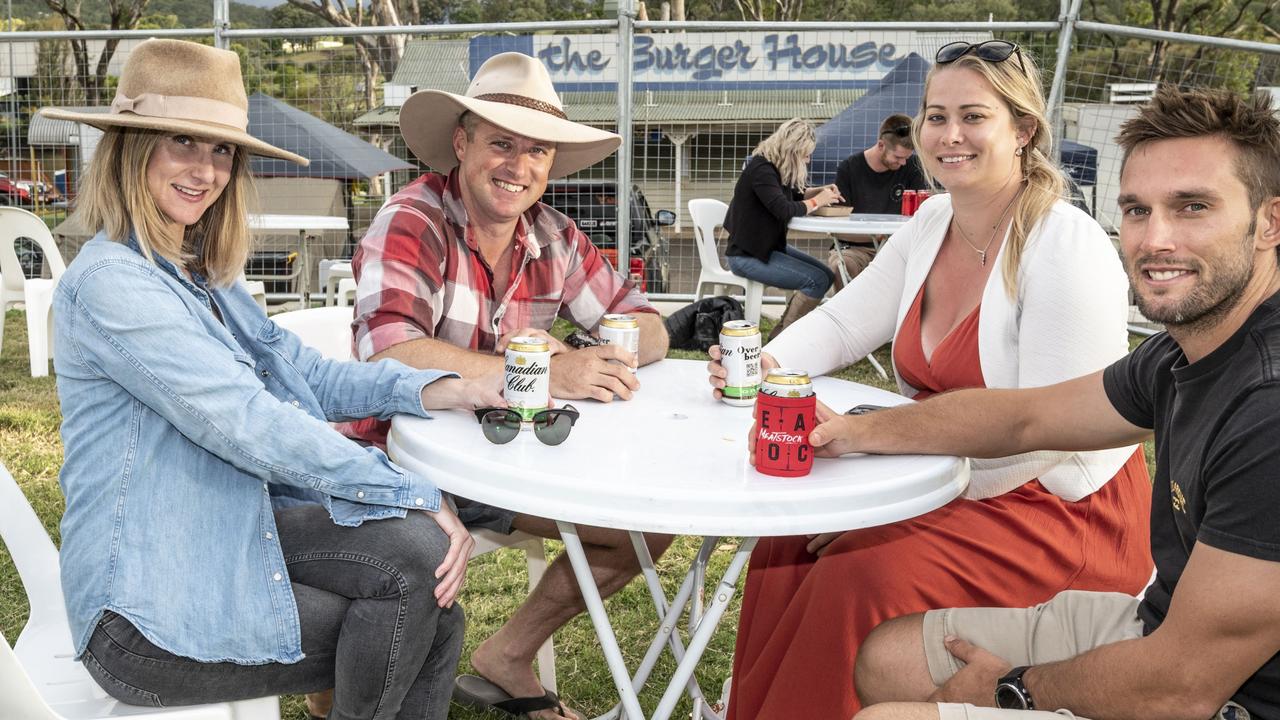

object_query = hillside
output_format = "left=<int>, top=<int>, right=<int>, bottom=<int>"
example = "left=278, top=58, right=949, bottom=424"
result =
left=4, top=0, right=272, bottom=29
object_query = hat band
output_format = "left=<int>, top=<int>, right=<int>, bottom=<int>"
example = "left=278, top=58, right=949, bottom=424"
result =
left=110, top=92, right=249, bottom=131
left=474, top=93, right=568, bottom=121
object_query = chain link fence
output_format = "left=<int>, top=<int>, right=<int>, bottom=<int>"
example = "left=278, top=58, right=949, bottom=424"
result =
left=2, top=11, right=1277, bottom=301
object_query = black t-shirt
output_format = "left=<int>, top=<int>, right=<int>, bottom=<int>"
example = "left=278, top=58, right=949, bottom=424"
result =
left=833, top=151, right=927, bottom=215
left=1103, top=291, right=1280, bottom=718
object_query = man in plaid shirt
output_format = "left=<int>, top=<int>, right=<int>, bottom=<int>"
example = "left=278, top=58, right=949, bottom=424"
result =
left=343, top=52, right=671, bottom=720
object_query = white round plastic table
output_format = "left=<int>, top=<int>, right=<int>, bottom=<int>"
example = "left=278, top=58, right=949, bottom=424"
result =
left=788, top=212, right=908, bottom=238
left=388, top=358, right=968, bottom=720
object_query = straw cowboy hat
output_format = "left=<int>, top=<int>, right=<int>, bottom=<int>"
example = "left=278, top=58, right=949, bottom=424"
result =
left=399, top=52, right=620, bottom=179
left=40, top=39, right=307, bottom=166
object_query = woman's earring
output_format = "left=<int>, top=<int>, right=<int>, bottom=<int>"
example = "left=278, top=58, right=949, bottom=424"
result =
left=1015, top=146, right=1024, bottom=157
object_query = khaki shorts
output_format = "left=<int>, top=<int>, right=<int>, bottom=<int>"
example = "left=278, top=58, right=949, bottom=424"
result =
left=923, top=590, right=1144, bottom=720
left=827, top=243, right=877, bottom=292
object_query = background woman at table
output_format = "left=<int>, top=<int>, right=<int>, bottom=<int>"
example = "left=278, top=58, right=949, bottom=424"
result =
left=43, top=39, right=498, bottom=718
left=724, top=117, right=843, bottom=340
left=707, top=41, right=1151, bottom=719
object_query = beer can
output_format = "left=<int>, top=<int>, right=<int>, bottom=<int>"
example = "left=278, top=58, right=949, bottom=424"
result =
left=598, top=313, right=640, bottom=373
left=901, top=189, right=918, bottom=216
left=915, top=189, right=931, bottom=213
left=755, top=368, right=817, bottom=477
left=505, top=337, right=551, bottom=422
left=719, top=320, right=762, bottom=407
left=760, top=368, right=813, bottom=398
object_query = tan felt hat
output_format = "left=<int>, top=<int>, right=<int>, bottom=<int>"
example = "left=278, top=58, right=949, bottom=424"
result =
left=399, top=52, right=620, bottom=179
left=40, top=39, right=308, bottom=166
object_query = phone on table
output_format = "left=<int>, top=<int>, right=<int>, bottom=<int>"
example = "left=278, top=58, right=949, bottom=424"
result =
left=845, top=404, right=888, bottom=416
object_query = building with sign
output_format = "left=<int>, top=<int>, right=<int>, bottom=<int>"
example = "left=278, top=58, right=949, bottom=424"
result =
left=355, top=31, right=984, bottom=229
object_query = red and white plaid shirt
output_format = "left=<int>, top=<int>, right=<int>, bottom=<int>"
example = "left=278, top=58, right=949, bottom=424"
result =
left=345, top=170, right=657, bottom=444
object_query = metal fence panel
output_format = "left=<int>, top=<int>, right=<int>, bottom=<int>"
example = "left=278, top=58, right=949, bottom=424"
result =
left=2, top=15, right=1277, bottom=300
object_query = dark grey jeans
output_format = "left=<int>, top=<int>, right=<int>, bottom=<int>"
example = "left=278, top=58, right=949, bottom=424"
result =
left=81, top=505, right=465, bottom=719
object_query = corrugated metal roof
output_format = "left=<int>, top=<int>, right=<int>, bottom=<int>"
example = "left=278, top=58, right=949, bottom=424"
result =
left=355, top=88, right=864, bottom=128
left=353, top=105, right=402, bottom=128
left=389, top=39, right=470, bottom=93
left=27, top=106, right=106, bottom=145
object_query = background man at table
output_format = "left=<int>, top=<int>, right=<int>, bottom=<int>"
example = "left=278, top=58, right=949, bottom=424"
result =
left=343, top=52, right=671, bottom=720
left=808, top=87, right=1280, bottom=720
left=828, top=112, right=928, bottom=291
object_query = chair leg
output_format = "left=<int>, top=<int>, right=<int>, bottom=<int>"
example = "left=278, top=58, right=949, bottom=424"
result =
left=743, top=283, right=764, bottom=325
left=25, top=291, right=53, bottom=378
left=518, top=536, right=557, bottom=693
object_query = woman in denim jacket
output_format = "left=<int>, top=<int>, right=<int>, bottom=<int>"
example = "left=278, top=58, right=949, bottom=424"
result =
left=41, top=39, right=498, bottom=719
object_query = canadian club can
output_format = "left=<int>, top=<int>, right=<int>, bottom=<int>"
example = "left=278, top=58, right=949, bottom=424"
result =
left=505, top=337, right=551, bottom=421
left=719, top=320, right=762, bottom=407
left=755, top=368, right=816, bottom=477
left=598, top=313, right=640, bottom=372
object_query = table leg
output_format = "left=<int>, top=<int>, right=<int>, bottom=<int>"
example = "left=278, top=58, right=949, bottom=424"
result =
left=651, top=537, right=757, bottom=720
left=557, top=521, right=647, bottom=720
left=615, top=535, right=714, bottom=711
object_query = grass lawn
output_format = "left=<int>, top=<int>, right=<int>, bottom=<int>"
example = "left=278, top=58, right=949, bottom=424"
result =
left=0, top=308, right=1149, bottom=719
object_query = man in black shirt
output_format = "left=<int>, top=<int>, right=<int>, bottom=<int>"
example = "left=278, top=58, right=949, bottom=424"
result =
left=808, top=87, right=1280, bottom=720
left=834, top=113, right=928, bottom=217
left=828, top=114, right=928, bottom=293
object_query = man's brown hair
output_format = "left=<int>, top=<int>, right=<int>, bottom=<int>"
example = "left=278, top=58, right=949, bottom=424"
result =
left=878, top=113, right=915, bottom=150
left=1116, top=85, right=1280, bottom=211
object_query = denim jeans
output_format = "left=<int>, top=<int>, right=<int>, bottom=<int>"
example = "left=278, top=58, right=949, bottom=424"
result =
left=81, top=505, right=464, bottom=720
left=727, top=245, right=836, bottom=299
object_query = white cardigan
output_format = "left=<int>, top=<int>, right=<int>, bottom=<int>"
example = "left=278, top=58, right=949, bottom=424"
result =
left=767, top=194, right=1138, bottom=501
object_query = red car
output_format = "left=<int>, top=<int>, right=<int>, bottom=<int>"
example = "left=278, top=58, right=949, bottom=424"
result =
left=0, top=174, right=33, bottom=205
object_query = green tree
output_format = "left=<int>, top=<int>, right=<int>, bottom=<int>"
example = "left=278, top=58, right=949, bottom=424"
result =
left=42, top=0, right=151, bottom=104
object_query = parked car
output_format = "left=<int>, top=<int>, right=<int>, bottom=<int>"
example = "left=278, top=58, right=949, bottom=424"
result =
left=0, top=174, right=33, bottom=206
left=540, top=181, right=676, bottom=294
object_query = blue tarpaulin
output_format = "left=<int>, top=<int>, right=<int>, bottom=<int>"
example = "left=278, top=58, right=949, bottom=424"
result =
left=810, top=54, right=1097, bottom=188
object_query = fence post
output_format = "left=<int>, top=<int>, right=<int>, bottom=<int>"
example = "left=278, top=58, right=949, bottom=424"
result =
left=212, top=0, right=230, bottom=49
left=615, top=0, right=634, bottom=270
left=1046, top=0, right=1082, bottom=139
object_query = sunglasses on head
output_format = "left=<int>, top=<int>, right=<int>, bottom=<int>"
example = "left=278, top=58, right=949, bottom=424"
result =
left=474, top=405, right=580, bottom=446
left=882, top=125, right=912, bottom=139
left=935, top=40, right=1026, bottom=74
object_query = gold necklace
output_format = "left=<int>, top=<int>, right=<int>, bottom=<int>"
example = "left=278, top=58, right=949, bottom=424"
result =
left=952, top=188, right=1022, bottom=267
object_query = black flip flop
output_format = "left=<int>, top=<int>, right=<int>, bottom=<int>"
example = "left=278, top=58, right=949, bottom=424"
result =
left=454, top=674, right=568, bottom=718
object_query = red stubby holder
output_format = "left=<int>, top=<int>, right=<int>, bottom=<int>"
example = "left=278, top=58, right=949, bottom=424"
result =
left=754, top=393, right=817, bottom=477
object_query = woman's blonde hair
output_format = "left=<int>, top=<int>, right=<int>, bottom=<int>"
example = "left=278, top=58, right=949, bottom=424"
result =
left=913, top=49, right=1065, bottom=298
left=73, top=127, right=256, bottom=287
left=751, top=118, right=816, bottom=191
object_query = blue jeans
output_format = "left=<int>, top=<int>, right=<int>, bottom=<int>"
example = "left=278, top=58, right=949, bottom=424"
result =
left=727, top=245, right=835, bottom=300
left=81, top=505, right=464, bottom=719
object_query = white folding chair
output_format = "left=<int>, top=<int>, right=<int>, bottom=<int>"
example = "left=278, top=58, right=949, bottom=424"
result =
left=270, top=306, right=559, bottom=691
left=0, top=462, right=281, bottom=719
left=688, top=199, right=763, bottom=323
left=0, top=207, right=67, bottom=377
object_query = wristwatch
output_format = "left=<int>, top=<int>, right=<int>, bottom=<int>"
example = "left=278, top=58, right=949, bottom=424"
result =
left=994, top=666, right=1035, bottom=710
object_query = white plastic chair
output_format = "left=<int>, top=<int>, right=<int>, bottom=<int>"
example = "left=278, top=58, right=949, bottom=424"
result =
left=270, top=306, right=559, bottom=691
left=317, top=260, right=353, bottom=307
left=0, top=207, right=67, bottom=377
left=0, top=462, right=281, bottom=719
left=335, top=277, right=356, bottom=307
left=688, top=199, right=763, bottom=323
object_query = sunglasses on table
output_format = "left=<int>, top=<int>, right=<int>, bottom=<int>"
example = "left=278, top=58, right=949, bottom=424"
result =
left=474, top=405, right=580, bottom=446
left=935, top=40, right=1026, bottom=74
